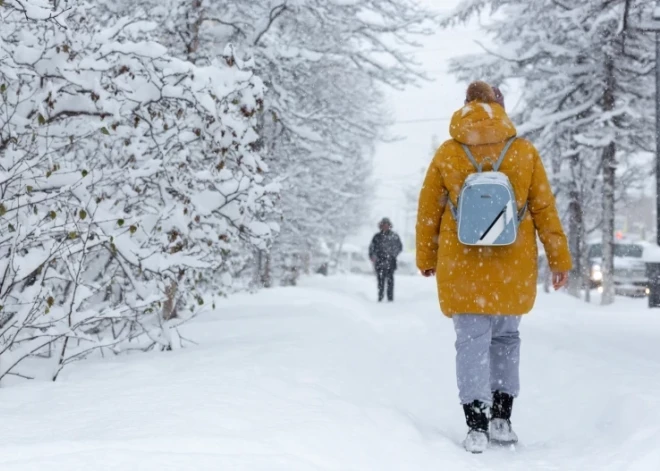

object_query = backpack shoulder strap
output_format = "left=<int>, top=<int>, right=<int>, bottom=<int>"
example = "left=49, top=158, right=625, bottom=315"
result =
left=517, top=201, right=528, bottom=223
left=493, top=137, right=517, bottom=172
left=459, top=143, right=482, bottom=172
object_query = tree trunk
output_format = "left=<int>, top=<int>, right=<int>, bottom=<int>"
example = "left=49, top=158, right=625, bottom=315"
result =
left=261, top=250, right=272, bottom=288
left=567, top=179, right=583, bottom=298
left=162, top=270, right=185, bottom=321
left=583, top=250, right=592, bottom=303
left=601, top=141, right=616, bottom=305
left=186, top=0, right=204, bottom=63
left=254, top=249, right=263, bottom=288
left=601, top=58, right=616, bottom=306
left=162, top=281, right=179, bottom=321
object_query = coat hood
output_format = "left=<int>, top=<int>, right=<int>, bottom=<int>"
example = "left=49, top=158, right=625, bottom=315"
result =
left=449, top=101, right=517, bottom=146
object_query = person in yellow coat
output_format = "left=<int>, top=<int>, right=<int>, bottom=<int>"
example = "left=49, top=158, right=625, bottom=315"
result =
left=416, top=81, right=572, bottom=453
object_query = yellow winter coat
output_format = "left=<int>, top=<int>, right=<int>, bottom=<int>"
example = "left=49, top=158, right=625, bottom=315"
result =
left=416, top=101, right=572, bottom=317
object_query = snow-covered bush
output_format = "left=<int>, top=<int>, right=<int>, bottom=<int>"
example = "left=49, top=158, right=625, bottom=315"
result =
left=0, top=0, right=274, bottom=381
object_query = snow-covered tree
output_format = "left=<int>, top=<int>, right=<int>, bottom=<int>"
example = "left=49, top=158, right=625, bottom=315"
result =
left=0, top=0, right=273, bottom=381
left=94, top=0, right=434, bottom=286
left=236, top=0, right=433, bottom=284
left=443, top=0, right=654, bottom=304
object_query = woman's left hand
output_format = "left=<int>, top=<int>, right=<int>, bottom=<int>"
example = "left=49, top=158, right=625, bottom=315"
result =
left=552, top=272, right=569, bottom=290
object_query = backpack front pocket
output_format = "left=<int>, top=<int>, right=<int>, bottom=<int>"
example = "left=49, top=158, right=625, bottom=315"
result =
left=457, top=182, right=518, bottom=246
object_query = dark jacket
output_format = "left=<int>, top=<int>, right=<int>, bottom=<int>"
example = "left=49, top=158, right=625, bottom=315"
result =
left=369, top=231, right=403, bottom=271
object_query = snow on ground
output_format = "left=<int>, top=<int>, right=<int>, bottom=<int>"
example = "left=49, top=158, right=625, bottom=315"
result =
left=0, top=274, right=659, bottom=470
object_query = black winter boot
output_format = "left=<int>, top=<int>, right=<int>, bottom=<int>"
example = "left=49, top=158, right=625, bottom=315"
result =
left=490, top=391, right=518, bottom=444
left=462, top=401, right=489, bottom=453
left=491, top=391, right=514, bottom=420
left=463, top=400, right=489, bottom=432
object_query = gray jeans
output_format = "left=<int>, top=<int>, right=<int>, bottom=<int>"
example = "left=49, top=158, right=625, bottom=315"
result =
left=452, top=314, right=522, bottom=405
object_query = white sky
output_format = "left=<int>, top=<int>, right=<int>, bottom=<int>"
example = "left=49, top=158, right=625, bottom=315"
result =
left=352, top=0, right=484, bottom=248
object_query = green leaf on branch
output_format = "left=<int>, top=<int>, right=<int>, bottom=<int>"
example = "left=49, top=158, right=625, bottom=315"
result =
left=79, top=210, right=87, bottom=220
left=117, top=219, right=125, bottom=227
left=100, top=127, right=110, bottom=135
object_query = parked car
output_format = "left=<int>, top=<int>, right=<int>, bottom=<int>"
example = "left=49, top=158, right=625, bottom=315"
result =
left=586, top=240, right=649, bottom=297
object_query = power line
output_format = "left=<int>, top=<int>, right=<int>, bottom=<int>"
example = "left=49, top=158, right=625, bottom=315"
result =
left=392, top=117, right=451, bottom=125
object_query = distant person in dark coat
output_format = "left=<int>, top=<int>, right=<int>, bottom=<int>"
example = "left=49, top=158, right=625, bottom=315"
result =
left=369, top=218, right=403, bottom=302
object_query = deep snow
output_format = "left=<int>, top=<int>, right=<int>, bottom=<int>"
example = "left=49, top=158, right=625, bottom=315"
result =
left=0, top=274, right=659, bottom=470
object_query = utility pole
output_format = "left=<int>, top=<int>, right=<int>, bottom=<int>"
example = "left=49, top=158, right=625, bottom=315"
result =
left=656, top=1, right=660, bottom=245
left=647, top=2, right=660, bottom=309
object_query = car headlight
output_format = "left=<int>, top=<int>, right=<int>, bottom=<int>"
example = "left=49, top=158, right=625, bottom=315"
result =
left=591, top=264, right=603, bottom=282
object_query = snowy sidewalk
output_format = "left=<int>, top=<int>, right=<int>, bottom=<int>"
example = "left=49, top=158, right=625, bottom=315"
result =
left=0, top=275, right=659, bottom=470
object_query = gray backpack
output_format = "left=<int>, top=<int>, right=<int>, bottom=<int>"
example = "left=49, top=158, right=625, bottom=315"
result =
left=449, top=137, right=527, bottom=246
